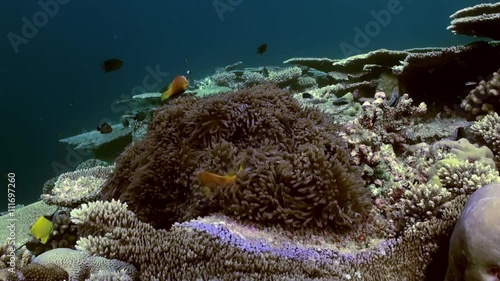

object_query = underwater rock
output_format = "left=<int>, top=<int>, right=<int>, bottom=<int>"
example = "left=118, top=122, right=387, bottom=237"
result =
left=445, top=183, right=500, bottom=281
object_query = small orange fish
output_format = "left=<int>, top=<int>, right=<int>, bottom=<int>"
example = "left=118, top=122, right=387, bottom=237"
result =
left=161, top=75, right=189, bottom=101
left=199, top=171, right=236, bottom=188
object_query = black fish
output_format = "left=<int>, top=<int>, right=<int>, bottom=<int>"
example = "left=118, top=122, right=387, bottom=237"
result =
left=256, top=44, right=267, bottom=55
left=121, top=118, right=130, bottom=128
left=134, top=112, right=146, bottom=121
left=102, top=58, right=123, bottom=72
left=97, top=123, right=113, bottom=134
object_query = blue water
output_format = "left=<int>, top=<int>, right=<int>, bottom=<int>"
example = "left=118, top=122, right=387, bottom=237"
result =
left=0, top=0, right=495, bottom=205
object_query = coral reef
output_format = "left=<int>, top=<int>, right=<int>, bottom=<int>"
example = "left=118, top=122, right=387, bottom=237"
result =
left=20, top=263, right=69, bottom=281
left=448, top=2, right=500, bottom=40
left=469, top=112, right=500, bottom=160
left=0, top=201, right=57, bottom=246
left=71, top=198, right=466, bottom=280
left=395, top=41, right=500, bottom=107
left=75, top=158, right=110, bottom=170
left=24, top=208, right=78, bottom=256
left=59, top=123, right=133, bottom=162
left=99, top=84, right=371, bottom=230
left=31, top=248, right=137, bottom=280
left=41, top=165, right=114, bottom=208
left=460, top=68, right=500, bottom=119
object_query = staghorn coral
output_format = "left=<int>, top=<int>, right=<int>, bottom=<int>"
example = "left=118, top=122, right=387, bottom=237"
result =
left=340, top=91, right=427, bottom=163
left=266, top=66, right=302, bottom=85
left=212, top=71, right=237, bottom=87
left=99, top=84, right=370, bottom=230
left=41, top=165, right=114, bottom=208
left=399, top=183, right=452, bottom=224
left=87, top=269, right=134, bottom=281
left=433, top=160, right=500, bottom=195
left=469, top=111, right=500, bottom=157
left=241, top=71, right=265, bottom=86
left=71, top=199, right=466, bottom=280
left=0, top=242, right=32, bottom=270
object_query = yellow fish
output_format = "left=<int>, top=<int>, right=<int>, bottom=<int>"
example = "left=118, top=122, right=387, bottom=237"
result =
left=30, top=215, right=54, bottom=244
left=161, top=75, right=189, bottom=101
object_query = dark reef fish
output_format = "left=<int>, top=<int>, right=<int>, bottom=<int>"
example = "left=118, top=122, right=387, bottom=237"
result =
left=133, top=111, right=146, bottom=121
left=97, top=122, right=113, bottom=134
left=121, top=118, right=130, bottom=128
left=256, top=43, right=267, bottom=55
left=101, top=58, right=123, bottom=72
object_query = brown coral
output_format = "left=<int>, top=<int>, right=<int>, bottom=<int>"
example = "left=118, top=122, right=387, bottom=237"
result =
left=20, top=263, right=69, bottom=281
left=460, top=69, right=500, bottom=119
left=100, top=84, right=370, bottom=230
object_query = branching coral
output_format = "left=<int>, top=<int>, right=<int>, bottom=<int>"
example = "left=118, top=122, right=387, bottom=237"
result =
left=433, top=160, right=500, bottom=195
left=399, top=183, right=452, bottom=224
left=469, top=112, right=500, bottom=157
left=340, top=91, right=427, bottom=161
left=100, top=84, right=370, bottom=231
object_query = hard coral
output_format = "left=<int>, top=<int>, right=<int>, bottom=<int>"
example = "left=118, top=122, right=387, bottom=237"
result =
left=20, top=263, right=69, bottom=281
left=72, top=199, right=466, bottom=281
left=100, top=84, right=370, bottom=230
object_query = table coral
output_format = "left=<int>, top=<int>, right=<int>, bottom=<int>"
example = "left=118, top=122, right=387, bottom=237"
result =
left=448, top=2, right=500, bottom=40
left=41, top=166, right=114, bottom=208
left=71, top=198, right=466, bottom=280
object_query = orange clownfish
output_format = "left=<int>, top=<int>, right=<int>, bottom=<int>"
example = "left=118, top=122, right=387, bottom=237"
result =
left=198, top=166, right=244, bottom=196
left=199, top=171, right=237, bottom=189
left=161, top=75, right=189, bottom=101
